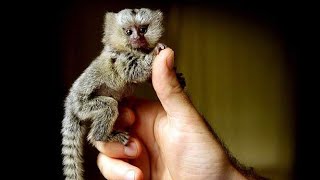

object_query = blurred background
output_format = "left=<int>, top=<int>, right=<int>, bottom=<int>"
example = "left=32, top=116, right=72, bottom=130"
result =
left=22, top=0, right=310, bottom=179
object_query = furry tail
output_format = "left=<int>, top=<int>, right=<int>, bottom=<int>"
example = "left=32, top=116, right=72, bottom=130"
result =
left=61, top=114, right=86, bottom=180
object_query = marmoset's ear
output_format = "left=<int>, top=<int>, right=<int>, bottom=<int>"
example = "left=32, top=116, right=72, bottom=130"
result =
left=102, top=12, right=116, bottom=44
left=154, top=9, right=163, bottom=21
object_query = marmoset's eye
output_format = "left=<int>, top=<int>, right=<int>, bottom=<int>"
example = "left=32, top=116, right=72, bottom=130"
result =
left=125, top=29, right=132, bottom=36
left=139, top=26, right=148, bottom=34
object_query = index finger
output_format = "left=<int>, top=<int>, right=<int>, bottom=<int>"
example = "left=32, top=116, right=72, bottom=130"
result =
left=114, top=107, right=135, bottom=130
left=128, top=98, right=166, bottom=151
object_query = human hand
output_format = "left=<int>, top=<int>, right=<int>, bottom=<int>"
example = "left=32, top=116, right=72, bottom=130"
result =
left=95, top=48, right=247, bottom=180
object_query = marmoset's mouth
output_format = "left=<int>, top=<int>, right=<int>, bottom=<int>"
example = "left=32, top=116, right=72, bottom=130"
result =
left=130, top=38, right=148, bottom=49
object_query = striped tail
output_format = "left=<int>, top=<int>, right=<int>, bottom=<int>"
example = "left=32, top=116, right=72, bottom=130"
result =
left=61, top=114, right=86, bottom=180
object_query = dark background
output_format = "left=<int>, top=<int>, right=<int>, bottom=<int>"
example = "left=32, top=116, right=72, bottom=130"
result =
left=6, top=0, right=315, bottom=179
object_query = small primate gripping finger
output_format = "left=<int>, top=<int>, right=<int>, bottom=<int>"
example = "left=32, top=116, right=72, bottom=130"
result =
left=154, top=43, right=167, bottom=55
left=96, top=137, right=142, bottom=159
left=62, top=8, right=167, bottom=180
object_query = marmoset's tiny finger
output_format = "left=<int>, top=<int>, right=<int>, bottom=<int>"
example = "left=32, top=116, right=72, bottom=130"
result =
left=97, top=153, right=144, bottom=180
left=96, top=137, right=142, bottom=159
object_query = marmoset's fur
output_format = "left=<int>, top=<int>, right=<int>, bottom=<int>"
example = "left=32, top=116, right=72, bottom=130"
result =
left=61, top=8, right=185, bottom=180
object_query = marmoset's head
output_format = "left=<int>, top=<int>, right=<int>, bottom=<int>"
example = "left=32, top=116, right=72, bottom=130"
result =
left=102, top=8, right=164, bottom=51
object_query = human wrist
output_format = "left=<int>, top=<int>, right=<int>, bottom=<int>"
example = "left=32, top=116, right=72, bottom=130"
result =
left=201, top=117, right=268, bottom=180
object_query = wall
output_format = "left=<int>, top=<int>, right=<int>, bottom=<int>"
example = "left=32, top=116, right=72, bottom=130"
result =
left=164, top=5, right=295, bottom=179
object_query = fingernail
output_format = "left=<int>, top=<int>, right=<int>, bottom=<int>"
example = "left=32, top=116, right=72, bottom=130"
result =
left=125, top=170, right=135, bottom=180
left=124, top=141, right=137, bottom=157
left=166, top=51, right=174, bottom=70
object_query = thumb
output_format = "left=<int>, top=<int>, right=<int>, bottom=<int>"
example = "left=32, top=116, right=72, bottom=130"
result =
left=152, top=48, right=197, bottom=117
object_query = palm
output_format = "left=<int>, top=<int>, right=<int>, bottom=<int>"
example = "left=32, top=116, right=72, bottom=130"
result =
left=128, top=99, right=229, bottom=180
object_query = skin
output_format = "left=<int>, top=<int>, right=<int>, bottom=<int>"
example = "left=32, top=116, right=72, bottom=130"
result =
left=95, top=48, right=248, bottom=180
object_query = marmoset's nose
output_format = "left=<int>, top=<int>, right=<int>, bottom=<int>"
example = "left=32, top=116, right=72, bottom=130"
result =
left=132, top=31, right=140, bottom=40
